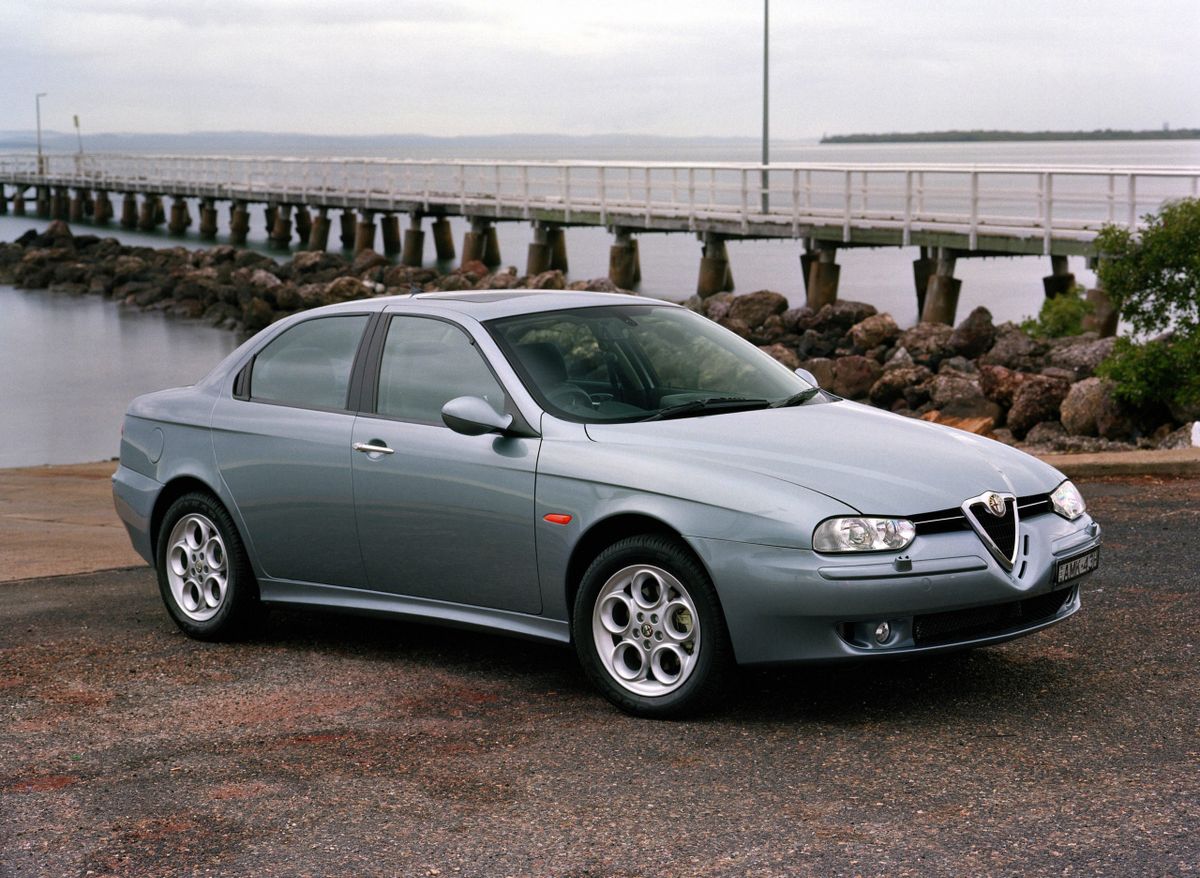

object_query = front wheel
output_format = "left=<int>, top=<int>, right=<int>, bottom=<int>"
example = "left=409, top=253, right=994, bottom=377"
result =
left=572, top=535, right=732, bottom=718
left=156, top=492, right=260, bottom=641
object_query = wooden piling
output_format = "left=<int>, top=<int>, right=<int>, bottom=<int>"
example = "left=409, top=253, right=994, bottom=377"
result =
left=168, top=197, right=189, bottom=236
left=93, top=191, right=113, bottom=225
left=294, top=206, right=312, bottom=247
left=270, top=204, right=293, bottom=249
left=548, top=226, right=569, bottom=273
left=36, top=187, right=51, bottom=218
left=483, top=225, right=502, bottom=267
left=230, top=202, right=250, bottom=245
left=920, top=249, right=961, bottom=324
left=308, top=208, right=330, bottom=252
left=339, top=211, right=356, bottom=250
left=463, top=217, right=493, bottom=265
left=120, top=193, right=137, bottom=228
left=199, top=199, right=219, bottom=240
left=52, top=188, right=70, bottom=221
left=380, top=214, right=402, bottom=257
left=264, top=204, right=278, bottom=236
left=69, top=190, right=85, bottom=223
left=0, top=184, right=7, bottom=216
left=697, top=233, right=733, bottom=298
left=527, top=223, right=551, bottom=275
left=13, top=188, right=25, bottom=216
left=354, top=212, right=377, bottom=254
left=912, top=246, right=935, bottom=317
left=401, top=215, right=425, bottom=266
left=431, top=217, right=455, bottom=261
left=609, top=230, right=638, bottom=289
left=138, top=195, right=157, bottom=231
left=308, top=208, right=330, bottom=251
left=806, top=245, right=839, bottom=310
left=1042, top=254, right=1076, bottom=298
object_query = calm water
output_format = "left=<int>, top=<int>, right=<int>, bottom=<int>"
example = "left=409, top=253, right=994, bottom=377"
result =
left=0, top=285, right=238, bottom=468
left=1, top=139, right=1196, bottom=466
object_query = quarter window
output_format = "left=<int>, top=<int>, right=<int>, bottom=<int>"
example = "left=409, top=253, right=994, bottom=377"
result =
left=249, top=315, right=369, bottom=410
left=376, top=316, right=505, bottom=423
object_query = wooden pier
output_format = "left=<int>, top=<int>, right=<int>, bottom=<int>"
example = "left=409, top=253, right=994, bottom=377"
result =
left=1, top=153, right=1196, bottom=323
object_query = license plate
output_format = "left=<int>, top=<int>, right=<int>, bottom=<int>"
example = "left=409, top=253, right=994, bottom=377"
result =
left=1055, top=547, right=1100, bottom=584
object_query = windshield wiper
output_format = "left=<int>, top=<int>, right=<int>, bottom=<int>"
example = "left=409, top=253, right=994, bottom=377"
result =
left=771, top=387, right=822, bottom=408
left=641, top=397, right=771, bottom=422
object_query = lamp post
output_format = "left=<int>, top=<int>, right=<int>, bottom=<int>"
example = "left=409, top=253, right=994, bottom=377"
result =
left=35, top=92, right=47, bottom=175
left=761, top=0, right=769, bottom=213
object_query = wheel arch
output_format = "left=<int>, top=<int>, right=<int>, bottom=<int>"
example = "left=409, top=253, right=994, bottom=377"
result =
left=150, top=475, right=233, bottom=562
left=564, top=512, right=714, bottom=624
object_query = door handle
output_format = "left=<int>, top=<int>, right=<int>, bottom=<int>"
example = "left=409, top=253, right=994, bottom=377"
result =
left=353, top=441, right=395, bottom=455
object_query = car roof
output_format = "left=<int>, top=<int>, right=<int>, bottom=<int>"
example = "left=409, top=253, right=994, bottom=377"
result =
left=318, top=289, right=677, bottom=320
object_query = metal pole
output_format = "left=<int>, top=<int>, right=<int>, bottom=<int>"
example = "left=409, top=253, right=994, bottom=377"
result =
left=74, top=115, right=83, bottom=154
left=35, top=92, right=47, bottom=175
left=761, top=0, right=769, bottom=213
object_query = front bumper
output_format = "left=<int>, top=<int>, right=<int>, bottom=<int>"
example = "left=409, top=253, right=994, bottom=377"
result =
left=687, top=511, right=1101, bottom=665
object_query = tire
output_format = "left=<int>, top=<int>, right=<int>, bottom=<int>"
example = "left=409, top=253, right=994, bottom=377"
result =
left=155, top=492, right=261, bottom=641
left=572, top=534, right=733, bottom=718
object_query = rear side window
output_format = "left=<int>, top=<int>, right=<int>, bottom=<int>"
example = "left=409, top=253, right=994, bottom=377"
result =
left=250, top=315, right=369, bottom=410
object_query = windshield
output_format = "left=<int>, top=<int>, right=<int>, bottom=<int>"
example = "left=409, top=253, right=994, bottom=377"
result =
left=486, top=303, right=819, bottom=423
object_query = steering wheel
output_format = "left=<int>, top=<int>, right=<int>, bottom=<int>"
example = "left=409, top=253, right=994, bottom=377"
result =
left=548, top=385, right=594, bottom=409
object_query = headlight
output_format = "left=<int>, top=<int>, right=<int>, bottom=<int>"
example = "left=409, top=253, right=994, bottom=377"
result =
left=813, top=517, right=916, bottom=553
left=1050, top=480, right=1086, bottom=520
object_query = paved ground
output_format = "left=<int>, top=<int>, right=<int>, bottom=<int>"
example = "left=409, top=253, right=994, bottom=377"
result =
left=0, top=461, right=141, bottom=582
left=1, top=476, right=1198, bottom=877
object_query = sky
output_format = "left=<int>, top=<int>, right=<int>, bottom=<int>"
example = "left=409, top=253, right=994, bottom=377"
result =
left=1, top=0, right=1197, bottom=139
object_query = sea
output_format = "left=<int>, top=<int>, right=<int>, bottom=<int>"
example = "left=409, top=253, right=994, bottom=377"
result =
left=2, top=138, right=1197, bottom=467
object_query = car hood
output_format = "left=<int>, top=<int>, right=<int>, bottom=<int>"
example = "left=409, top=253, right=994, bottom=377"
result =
left=584, top=401, right=1064, bottom=514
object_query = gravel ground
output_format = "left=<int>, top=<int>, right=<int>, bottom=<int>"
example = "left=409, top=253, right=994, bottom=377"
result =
left=1, top=476, right=1197, bottom=878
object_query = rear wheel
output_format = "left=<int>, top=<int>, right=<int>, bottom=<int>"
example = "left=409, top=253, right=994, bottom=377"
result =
left=156, top=492, right=260, bottom=640
left=572, top=535, right=732, bottom=718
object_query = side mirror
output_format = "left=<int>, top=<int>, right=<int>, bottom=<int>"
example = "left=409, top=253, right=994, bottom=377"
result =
left=441, top=396, right=514, bottom=437
left=794, top=367, right=819, bottom=388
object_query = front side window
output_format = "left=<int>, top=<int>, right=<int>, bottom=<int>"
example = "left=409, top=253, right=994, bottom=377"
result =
left=488, top=304, right=815, bottom=422
left=375, top=316, right=506, bottom=424
left=249, top=315, right=369, bottom=410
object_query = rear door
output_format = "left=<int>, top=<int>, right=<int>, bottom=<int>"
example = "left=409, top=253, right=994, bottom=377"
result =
left=212, top=313, right=372, bottom=587
left=350, top=313, right=541, bottom=614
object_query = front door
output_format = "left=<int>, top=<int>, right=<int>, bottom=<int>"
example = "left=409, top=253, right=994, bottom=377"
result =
left=351, top=314, right=541, bottom=614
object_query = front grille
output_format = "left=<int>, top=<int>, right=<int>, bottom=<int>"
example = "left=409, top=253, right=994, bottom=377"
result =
left=912, top=587, right=1075, bottom=646
left=967, top=497, right=1018, bottom=560
left=912, top=493, right=1051, bottom=538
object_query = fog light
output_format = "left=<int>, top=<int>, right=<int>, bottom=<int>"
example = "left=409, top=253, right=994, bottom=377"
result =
left=874, top=622, right=891, bottom=644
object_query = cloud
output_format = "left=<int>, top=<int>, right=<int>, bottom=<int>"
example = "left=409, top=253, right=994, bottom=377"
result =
left=1, top=0, right=1196, bottom=138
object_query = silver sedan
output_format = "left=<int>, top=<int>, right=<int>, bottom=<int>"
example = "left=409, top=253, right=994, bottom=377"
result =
left=113, top=290, right=1101, bottom=716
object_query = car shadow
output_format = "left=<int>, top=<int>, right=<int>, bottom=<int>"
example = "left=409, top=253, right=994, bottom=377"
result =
left=727, top=646, right=1080, bottom=726
left=249, top=604, right=1080, bottom=725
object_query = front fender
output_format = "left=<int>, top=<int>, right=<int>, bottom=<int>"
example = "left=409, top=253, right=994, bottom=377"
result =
left=533, top=429, right=855, bottom=621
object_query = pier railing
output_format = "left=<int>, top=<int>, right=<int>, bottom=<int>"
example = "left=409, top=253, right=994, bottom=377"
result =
left=2, top=152, right=1198, bottom=254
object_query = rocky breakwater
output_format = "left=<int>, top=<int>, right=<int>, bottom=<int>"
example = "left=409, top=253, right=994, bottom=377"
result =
left=0, top=222, right=619, bottom=335
left=3, top=223, right=1194, bottom=452
left=691, top=289, right=1196, bottom=452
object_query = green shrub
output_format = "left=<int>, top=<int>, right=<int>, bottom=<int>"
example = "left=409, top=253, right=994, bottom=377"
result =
left=1095, top=197, right=1200, bottom=335
left=1094, top=198, right=1200, bottom=420
left=1096, top=330, right=1199, bottom=409
left=1020, top=284, right=1093, bottom=337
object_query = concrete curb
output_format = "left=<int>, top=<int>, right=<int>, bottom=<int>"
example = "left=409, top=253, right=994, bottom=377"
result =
left=1036, top=448, right=1200, bottom=479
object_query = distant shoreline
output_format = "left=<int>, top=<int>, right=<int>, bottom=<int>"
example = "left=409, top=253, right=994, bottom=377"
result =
left=822, top=129, right=1200, bottom=144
